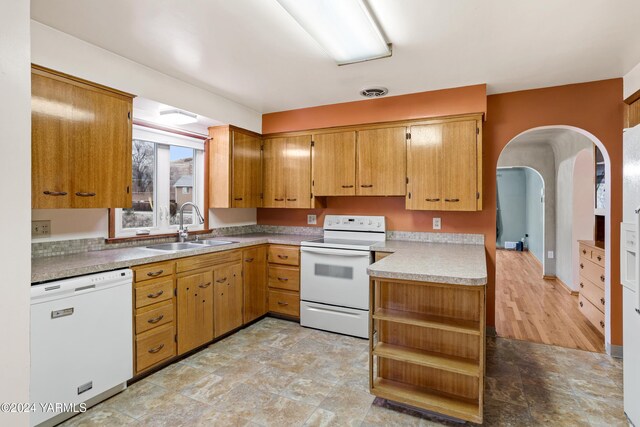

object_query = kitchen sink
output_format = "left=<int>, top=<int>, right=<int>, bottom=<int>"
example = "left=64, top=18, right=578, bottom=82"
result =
left=145, top=242, right=204, bottom=251
left=191, top=239, right=236, bottom=246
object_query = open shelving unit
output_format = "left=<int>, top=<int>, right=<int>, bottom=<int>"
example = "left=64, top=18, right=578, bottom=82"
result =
left=369, top=277, right=486, bottom=424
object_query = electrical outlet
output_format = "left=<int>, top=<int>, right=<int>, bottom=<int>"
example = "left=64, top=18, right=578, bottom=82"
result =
left=433, top=217, right=441, bottom=230
left=32, top=220, right=51, bottom=238
left=307, top=214, right=317, bottom=225
left=548, top=251, right=554, bottom=259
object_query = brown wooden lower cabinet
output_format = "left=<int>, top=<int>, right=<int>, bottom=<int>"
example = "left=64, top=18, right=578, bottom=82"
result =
left=243, top=246, right=268, bottom=323
left=369, top=276, right=486, bottom=424
left=267, top=244, right=301, bottom=319
left=176, top=269, right=214, bottom=354
left=214, top=262, right=244, bottom=337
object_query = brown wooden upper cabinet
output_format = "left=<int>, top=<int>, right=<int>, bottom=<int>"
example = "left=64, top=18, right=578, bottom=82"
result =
left=312, top=131, right=357, bottom=196
left=263, top=135, right=312, bottom=208
left=406, top=116, right=482, bottom=211
left=356, top=127, right=407, bottom=196
left=31, top=65, right=134, bottom=209
left=208, top=125, right=262, bottom=208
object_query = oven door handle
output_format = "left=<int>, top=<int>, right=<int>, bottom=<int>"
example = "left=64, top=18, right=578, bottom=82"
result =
left=301, top=246, right=371, bottom=257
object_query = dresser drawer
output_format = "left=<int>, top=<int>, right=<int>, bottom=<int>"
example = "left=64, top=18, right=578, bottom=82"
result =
left=136, top=324, right=176, bottom=373
left=579, top=257, right=605, bottom=289
left=591, top=247, right=605, bottom=268
left=579, top=278, right=605, bottom=314
left=268, top=266, right=300, bottom=291
left=135, top=300, right=174, bottom=334
left=578, top=294, right=605, bottom=333
left=134, top=261, right=174, bottom=283
left=268, top=245, right=300, bottom=266
left=135, top=278, right=173, bottom=309
left=268, top=289, right=300, bottom=318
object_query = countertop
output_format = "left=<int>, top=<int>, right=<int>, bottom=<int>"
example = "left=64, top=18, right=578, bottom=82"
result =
left=368, top=240, right=487, bottom=286
left=31, top=234, right=318, bottom=283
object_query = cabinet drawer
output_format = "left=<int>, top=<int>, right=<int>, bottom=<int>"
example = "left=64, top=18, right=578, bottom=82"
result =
left=268, top=289, right=300, bottom=318
left=134, top=261, right=174, bottom=283
left=136, top=324, right=176, bottom=373
left=578, top=244, right=592, bottom=259
left=176, top=250, right=241, bottom=273
left=268, top=266, right=300, bottom=291
left=579, top=257, right=605, bottom=289
left=591, top=247, right=605, bottom=268
left=268, top=245, right=300, bottom=266
left=578, top=294, right=605, bottom=333
left=135, top=278, right=173, bottom=309
left=135, top=301, right=174, bottom=334
left=579, top=278, right=604, bottom=314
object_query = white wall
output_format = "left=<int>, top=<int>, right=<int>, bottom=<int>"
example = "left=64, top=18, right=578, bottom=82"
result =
left=572, top=149, right=596, bottom=288
left=524, top=168, right=544, bottom=264
left=624, top=61, right=640, bottom=100
left=30, top=21, right=263, bottom=241
left=496, top=169, right=527, bottom=247
left=0, top=1, right=31, bottom=425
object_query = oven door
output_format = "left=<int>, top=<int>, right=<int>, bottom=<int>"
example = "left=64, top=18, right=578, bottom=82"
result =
left=300, top=246, right=372, bottom=310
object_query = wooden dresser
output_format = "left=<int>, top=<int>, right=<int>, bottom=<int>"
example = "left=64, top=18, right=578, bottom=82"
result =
left=578, top=240, right=605, bottom=334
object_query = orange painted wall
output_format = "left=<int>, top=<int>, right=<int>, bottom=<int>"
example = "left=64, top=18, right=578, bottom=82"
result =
left=259, top=79, right=625, bottom=345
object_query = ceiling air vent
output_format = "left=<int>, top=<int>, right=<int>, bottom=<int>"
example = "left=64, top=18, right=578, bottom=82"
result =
left=360, top=87, right=388, bottom=98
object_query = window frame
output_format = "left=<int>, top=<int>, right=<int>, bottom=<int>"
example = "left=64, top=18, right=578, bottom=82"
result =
left=113, top=125, right=206, bottom=238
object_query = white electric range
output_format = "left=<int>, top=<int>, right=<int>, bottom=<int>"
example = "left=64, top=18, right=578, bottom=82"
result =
left=300, top=215, right=386, bottom=338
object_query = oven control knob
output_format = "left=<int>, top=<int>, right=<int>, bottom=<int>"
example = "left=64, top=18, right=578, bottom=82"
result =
left=368, top=220, right=372, bottom=225
left=376, top=222, right=381, bottom=227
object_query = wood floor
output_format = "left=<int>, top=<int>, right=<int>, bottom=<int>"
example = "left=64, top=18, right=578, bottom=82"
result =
left=495, top=250, right=605, bottom=353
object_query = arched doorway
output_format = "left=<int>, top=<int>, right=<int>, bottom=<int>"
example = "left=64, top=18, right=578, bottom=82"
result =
left=495, top=125, right=612, bottom=352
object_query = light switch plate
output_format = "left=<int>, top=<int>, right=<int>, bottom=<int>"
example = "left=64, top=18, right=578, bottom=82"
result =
left=433, top=217, right=441, bottom=230
left=32, top=220, right=51, bottom=238
left=548, top=251, right=554, bottom=259
left=307, top=214, right=317, bottom=225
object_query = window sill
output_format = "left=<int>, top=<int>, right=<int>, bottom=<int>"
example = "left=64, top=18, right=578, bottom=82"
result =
left=105, top=228, right=213, bottom=245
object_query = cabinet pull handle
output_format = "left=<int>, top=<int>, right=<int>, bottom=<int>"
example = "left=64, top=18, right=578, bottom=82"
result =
left=287, top=198, right=297, bottom=201
left=75, top=192, right=96, bottom=197
left=147, top=270, right=164, bottom=277
left=425, top=198, right=440, bottom=202
left=445, top=198, right=460, bottom=202
left=148, top=344, right=165, bottom=354
left=341, top=185, right=354, bottom=188
left=274, top=198, right=285, bottom=201
left=277, top=277, right=289, bottom=282
left=582, top=249, right=587, bottom=255
left=600, top=297, right=605, bottom=305
left=579, top=263, right=584, bottom=269
left=597, top=255, right=602, bottom=261
left=600, top=274, right=605, bottom=282
left=43, top=190, right=68, bottom=196
left=147, top=290, right=164, bottom=299
left=245, top=258, right=254, bottom=263
left=199, top=282, right=211, bottom=288
left=360, top=184, right=373, bottom=188
left=147, top=314, right=164, bottom=324
left=579, top=282, right=584, bottom=288
left=234, top=197, right=243, bottom=201
left=277, top=301, right=289, bottom=306
left=216, top=277, right=227, bottom=283
left=277, top=255, right=289, bottom=259
left=599, top=320, right=605, bottom=328
left=579, top=301, right=583, bottom=307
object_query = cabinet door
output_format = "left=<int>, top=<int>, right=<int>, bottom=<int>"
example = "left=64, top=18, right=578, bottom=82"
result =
left=31, top=72, right=74, bottom=208
left=312, top=131, right=356, bottom=196
left=442, top=120, right=478, bottom=211
left=357, top=127, right=406, bottom=196
left=285, top=135, right=312, bottom=208
left=71, top=85, right=132, bottom=208
left=177, top=270, right=214, bottom=355
left=406, top=124, right=444, bottom=210
left=214, top=263, right=244, bottom=337
left=242, top=246, right=268, bottom=323
left=232, top=131, right=262, bottom=208
left=263, top=138, right=286, bottom=208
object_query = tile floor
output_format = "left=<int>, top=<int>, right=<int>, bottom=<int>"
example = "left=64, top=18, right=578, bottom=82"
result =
left=61, top=317, right=626, bottom=427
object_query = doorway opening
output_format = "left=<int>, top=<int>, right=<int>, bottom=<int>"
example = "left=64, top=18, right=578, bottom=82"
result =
left=495, top=126, right=611, bottom=353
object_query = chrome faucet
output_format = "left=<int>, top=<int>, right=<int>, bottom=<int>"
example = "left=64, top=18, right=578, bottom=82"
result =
left=178, top=202, right=205, bottom=242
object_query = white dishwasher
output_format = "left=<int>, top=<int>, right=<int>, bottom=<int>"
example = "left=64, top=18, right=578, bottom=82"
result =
left=30, top=269, right=133, bottom=427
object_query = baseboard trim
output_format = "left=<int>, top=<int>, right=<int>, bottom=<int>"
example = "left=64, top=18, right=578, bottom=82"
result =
left=543, top=275, right=579, bottom=295
left=607, top=343, right=623, bottom=359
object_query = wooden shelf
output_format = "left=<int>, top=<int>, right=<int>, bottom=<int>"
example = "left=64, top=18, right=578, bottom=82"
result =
left=373, top=308, right=481, bottom=336
left=373, top=343, right=480, bottom=377
left=372, top=378, right=481, bottom=423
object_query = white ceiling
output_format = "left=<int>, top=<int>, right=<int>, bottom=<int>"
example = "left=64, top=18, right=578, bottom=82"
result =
left=31, top=0, right=640, bottom=114
left=133, top=97, right=223, bottom=135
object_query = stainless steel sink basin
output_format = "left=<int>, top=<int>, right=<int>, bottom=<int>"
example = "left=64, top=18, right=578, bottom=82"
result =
left=145, top=242, right=203, bottom=251
left=191, top=239, right=236, bottom=246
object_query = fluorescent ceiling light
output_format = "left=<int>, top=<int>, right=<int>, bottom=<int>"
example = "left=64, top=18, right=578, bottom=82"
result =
left=159, top=109, right=198, bottom=125
left=275, top=0, right=391, bottom=65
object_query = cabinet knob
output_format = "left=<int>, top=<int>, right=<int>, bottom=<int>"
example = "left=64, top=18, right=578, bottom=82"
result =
left=599, top=320, right=605, bottom=328
left=199, top=282, right=211, bottom=288
left=287, top=198, right=297, bottom=201
left=274, top=198, right=285, bottom=201
left=582, top=249, right=587, bottom=255
left=580, top=263, right=584, bottom=269
left=277, top=255, right=289, bottom=260
left=360, top=184, right=373, bottom=188
left=148, top=344, right=165, bottom=354
left=244, top=258, right=254, bottom=263
left=43, top=190, right=68, bottom=196
left=597, top=255, right=602, bottom=261
left=277, top=301, right=289, bottom=306
left=579, top=282, right=584, bottom=288
left=445, top=198, right=460, bottom=202
left=425, top=198, right=440, bottom=202
left=147, top=290, right=164, bottom=299
left=234, top=197, right=243, bottom=201
left=75, top=192, right=96, bottom=197
left=579, top=301, right=583, bottom=307
left=341, top=185, right=354, bottom=188
left=600, top=275, right=605, bottom=282
left=277, top=277, right=289, bottom=282
left=600, top=297, right=605, bottom=305
left=147, top=270, right=164, bottom=277
left=216, top=277, right=228, bottom=283
left=147, top=315, right=164, bottom=324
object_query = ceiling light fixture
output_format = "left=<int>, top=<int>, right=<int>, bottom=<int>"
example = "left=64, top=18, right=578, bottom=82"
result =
left=275, top=0, right=391, bottom=66
left=159, top=109, right=198, bottom=125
